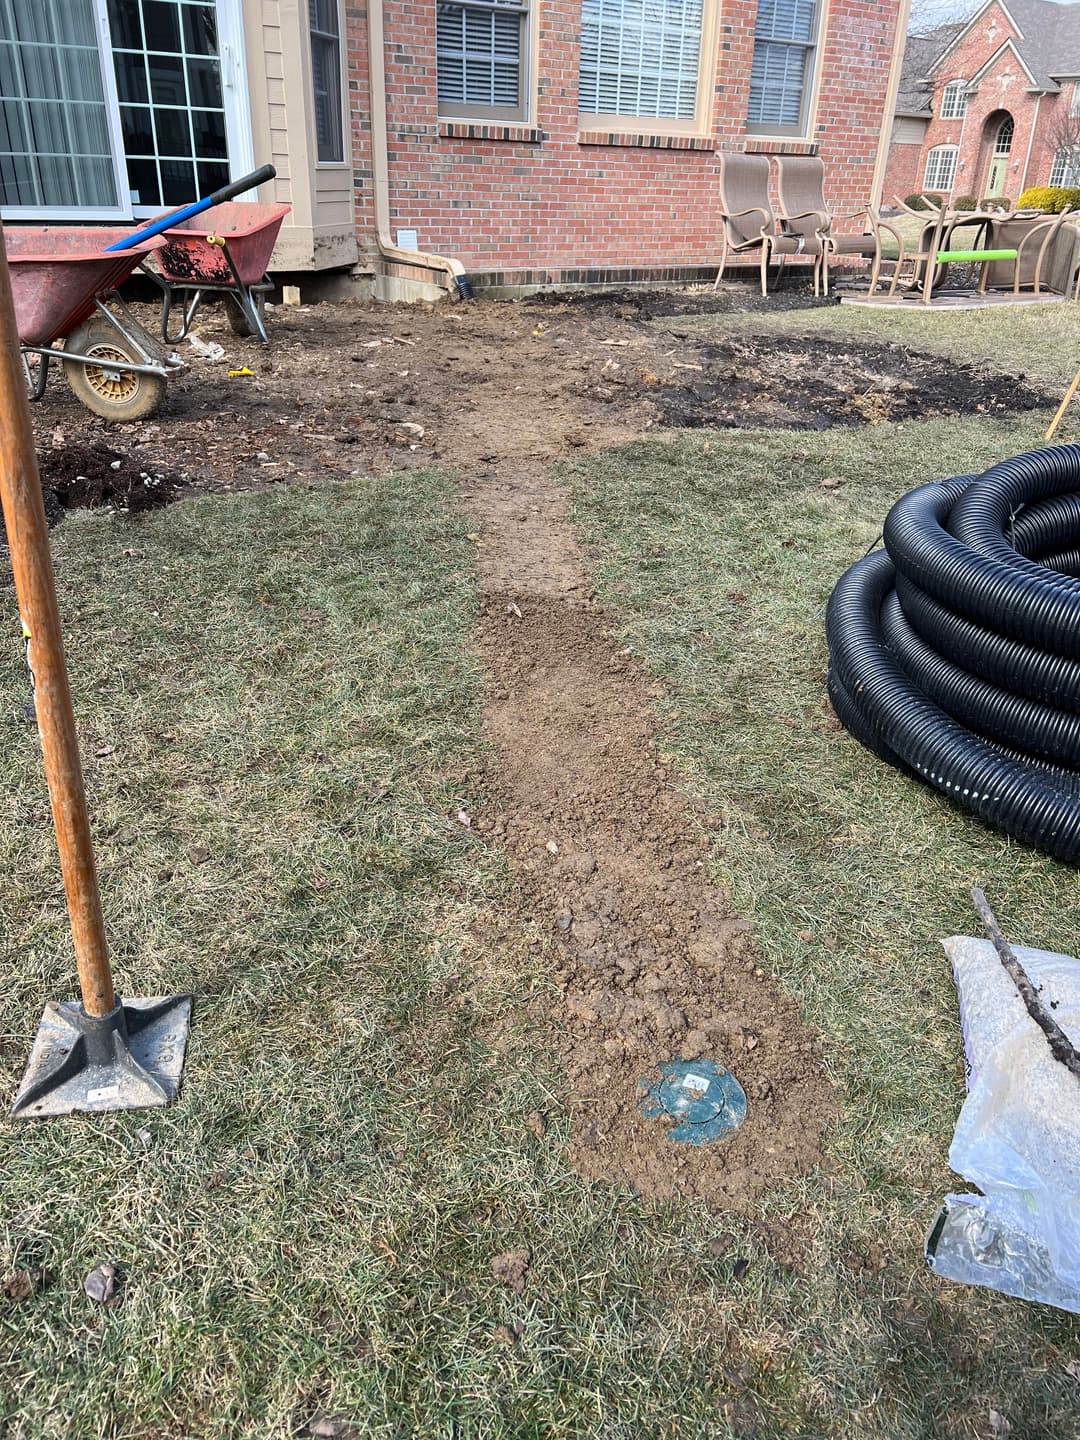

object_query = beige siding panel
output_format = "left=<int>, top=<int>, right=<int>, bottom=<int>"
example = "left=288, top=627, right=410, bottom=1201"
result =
left=893, top=116, right=929, bottom=146
left=244, top=0, right=357, bottom=269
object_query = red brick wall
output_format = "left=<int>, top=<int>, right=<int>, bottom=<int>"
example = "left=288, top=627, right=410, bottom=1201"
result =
left=882, top=137, right=925, bottom=203
left=887, top=2, right=1077, bottom=209
left=343, top=0, right=904, bottom=279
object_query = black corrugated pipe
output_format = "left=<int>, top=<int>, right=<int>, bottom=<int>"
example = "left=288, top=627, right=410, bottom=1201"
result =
left=825, top=444, right=1080, bottom=865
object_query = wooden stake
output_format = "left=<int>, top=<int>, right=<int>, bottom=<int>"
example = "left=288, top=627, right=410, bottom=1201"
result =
left=971, top=887, right=1080, bottom=1084
left=1045, top=361, right=1080, bottom=442
left=0, top=223, right=115, bottom=1017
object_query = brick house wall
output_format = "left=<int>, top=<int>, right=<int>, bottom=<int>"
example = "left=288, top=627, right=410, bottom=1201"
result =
left=889, top=2, right=1080, bottom=208
left=881, top=134, right=925, bottom=200
left=343, top=0, right=905, bottom=285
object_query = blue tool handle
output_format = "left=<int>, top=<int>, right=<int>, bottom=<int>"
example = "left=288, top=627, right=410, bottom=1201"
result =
left=105, top=164, right=277, bottom=252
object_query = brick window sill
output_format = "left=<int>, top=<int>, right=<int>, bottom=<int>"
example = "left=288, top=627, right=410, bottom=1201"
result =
left=744, top=138, right=819, bottom=156
left=438, top=121, right=543, bottom=143
left=577, top=130, right=716, bottom=150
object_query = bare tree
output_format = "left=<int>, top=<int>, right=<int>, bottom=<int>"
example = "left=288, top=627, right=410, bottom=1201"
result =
left=1045, top=105, right=1080, bottom=170
left=907, top=0, right=978, bottom=36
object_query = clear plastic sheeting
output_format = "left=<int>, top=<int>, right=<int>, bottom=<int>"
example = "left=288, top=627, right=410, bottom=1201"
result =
left=926, top=936, right=1080, bottom=1314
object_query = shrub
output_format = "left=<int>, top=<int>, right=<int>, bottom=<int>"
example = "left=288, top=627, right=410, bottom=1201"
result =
left=1017, top=185, right=1080, bottom=213
left=953, top=194, right=978, bottom=211
left=981, top=195, right=1012, bottom=211
left=904, top=192, right=944, bottom=211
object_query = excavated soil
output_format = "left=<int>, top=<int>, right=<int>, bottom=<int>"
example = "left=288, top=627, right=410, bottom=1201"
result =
left=477, top=594, right=831, bottom=1205
left=653, top=334, right=1049, bottom=430
left=22, top=283, right=1047, bottom=1206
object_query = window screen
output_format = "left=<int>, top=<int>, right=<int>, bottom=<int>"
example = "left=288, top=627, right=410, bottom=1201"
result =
left=309, top=0, right=343, bottom=162
left=578, top=0, right=703, bottom=121
left=437, top=0, right=526, bottom=118
left=747, top=0, right=817, bottom=132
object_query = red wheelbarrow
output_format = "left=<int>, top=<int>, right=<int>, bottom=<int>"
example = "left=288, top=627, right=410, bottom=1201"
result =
left=8, top=227, right=185, bottom=422
left=141, top=202, right=291, bottom=345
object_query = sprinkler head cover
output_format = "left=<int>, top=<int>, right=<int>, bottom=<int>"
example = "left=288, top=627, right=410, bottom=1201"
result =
left=639, top=1059, right=747, bottom=1145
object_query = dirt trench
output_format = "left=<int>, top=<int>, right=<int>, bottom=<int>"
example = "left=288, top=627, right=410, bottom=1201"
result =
left=462, top=460, right=833, bottom=1207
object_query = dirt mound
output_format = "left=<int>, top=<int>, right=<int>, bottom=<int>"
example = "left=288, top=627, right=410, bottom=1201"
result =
left=38, top=442, right=182, bottom=513
left=649, top=334, right=1049, bottom=430
left=477, top=596, right=833, bottom=1208
left=526, top=283, right=837, bottom=321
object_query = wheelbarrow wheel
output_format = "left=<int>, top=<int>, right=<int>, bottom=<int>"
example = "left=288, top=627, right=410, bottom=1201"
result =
left=62, top=318, right=167, bottom=422
left=226, top=291, right=267, bottom=339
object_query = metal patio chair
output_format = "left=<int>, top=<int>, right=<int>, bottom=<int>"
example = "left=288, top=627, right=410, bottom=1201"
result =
left=714, top=152, right=824, bottom=297
left=774, top=155, right=878, bottom=296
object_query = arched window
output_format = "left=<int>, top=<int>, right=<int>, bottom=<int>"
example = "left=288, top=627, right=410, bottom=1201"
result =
left=924, top=144, right=959, bottom=191
left=994, top=116, right=1014, bottom=155
left=1050, top=148, right=1080, bottom=186
left=940, top=80, right=968, bottom=119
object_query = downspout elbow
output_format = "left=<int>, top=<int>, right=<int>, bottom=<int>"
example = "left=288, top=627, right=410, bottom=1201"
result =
left=368, top=0, right=472, bottom=299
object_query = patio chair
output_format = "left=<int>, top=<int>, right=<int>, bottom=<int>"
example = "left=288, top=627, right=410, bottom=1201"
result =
left=714, top=152, right=824, bottom=297
left=774, top=155, right=878, bottom=296
left=976, top=207, right=1074, bottom=296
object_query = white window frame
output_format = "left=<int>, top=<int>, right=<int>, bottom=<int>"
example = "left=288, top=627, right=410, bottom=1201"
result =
left=1050, top=147, right=1080, bottom=187
left=436, top=0, right=530, bottom=123
left=307, top=0, right=348, bottom=167
left=940, top=80, right=967, bottom=120
left=923, top=144, right=958, bottom=192
left=745, top=0, right=823, bottom=139
left=0, top=0, right=129, bottom=221
left=0, top=0, right=254, bottom=222
left=577, top=0, right=714, bottom=133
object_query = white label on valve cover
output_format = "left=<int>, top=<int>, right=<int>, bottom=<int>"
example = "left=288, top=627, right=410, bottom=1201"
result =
left=682, top=1073, right=710, bottom=1094
left=87, top=1085, right=121, bottom=1103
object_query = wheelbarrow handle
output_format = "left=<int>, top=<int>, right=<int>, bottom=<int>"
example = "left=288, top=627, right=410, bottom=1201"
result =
left=104, top=165, right=277, bottom=253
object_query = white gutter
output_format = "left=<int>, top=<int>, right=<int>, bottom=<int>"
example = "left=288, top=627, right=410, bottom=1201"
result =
left=367, top=0, right=471, bottom=297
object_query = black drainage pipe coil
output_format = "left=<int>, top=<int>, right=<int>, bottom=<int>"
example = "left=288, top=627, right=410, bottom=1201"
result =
left=825, top=443, right=1080, bottom=865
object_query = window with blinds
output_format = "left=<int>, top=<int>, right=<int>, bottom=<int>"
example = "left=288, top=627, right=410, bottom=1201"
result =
left=578, top=0, right=704, bottom=122
left=747, top=0, right=818, bottom=135
left=437, top=0, right=527, bottom=120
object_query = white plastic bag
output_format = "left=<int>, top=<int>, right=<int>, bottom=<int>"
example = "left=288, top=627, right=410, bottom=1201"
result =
left=925, top=936, right=1080, bottom=1314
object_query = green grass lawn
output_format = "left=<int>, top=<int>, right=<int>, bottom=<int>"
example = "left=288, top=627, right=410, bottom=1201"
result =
left=566, top=409, right=1080, bottom=1437
left=3, top=302, right=1080, bottom=1438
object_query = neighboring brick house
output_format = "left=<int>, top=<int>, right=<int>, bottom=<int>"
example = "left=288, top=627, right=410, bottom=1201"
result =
left=0, top=0, right=907, bottom=297
left=884, top=0, right=1080, bottom=209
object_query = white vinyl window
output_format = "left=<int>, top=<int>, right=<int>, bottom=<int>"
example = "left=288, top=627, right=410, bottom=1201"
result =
left=1050, top=147, right=1080, bottom=186
left=578, top=0, right=704, bottom=122
left=940, top=80, right=967, bottom=119
left=309, top=0, right=343, bottom=161
left=923, top=144, right=958, bottom=192
left=747, top=0, right=819, bottom=135
left=1, top=0, right=254, bottom=220
left=437, top=0, right=527, bottom=120
left=0, top=0, right=125, bottom=212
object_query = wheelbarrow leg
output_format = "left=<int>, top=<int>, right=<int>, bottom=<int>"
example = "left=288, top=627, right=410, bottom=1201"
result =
left=21, top=349, right=50, bottom=401
left=221, top=243, right=270, bottom=343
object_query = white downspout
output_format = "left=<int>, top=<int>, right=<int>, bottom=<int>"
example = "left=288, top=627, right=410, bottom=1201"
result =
left=367, top=0, right=471, bottom=297
left=1020, top=93, right=1041, bottom=194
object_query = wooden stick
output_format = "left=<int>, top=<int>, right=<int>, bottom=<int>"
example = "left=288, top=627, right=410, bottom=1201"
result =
left=1045, top=361, right=1080, bottom=442
left=971, top=888, right=1080, bottom=1083
left=0, top=222, right=116, bottom=1017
